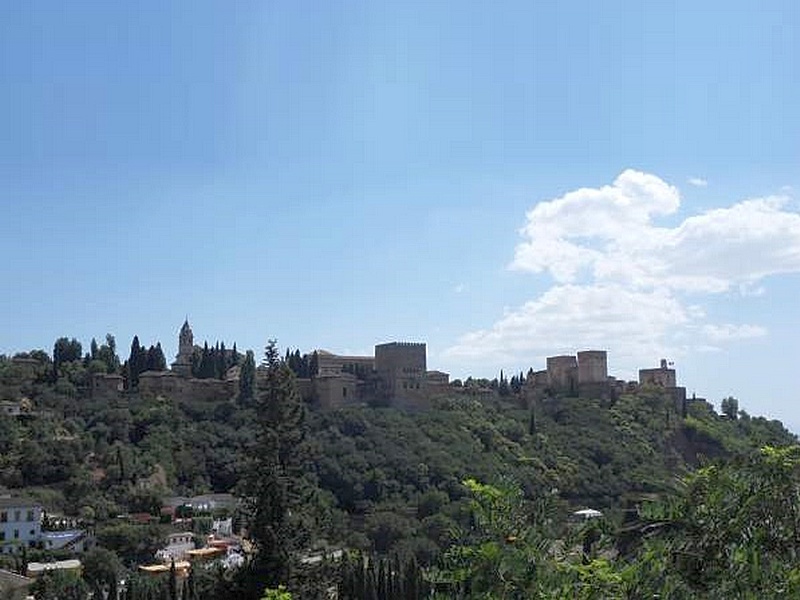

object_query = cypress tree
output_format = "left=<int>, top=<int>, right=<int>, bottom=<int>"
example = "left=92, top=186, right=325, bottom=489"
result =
left=128, top=336, right=142, bottom=389
left=403, top=557, right=420, bottom=600
left=217, top=342, right=227, bottom=379
left=238, top=350, right=256, bottom=404
left=237, top=340, right=315, bottom=598
left=377, top=559, right=387, bottom=600
left=169, top=559, right=177, bottom=600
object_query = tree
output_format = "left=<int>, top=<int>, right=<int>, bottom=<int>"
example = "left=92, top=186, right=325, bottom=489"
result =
left=721, top=396, right=739, bottom=419
left=53, top=337, right=82, bottom=375
left=217, top=342, right=228, bottom=379
left=146, top=343, right=167, bottom=372
left=81, top=547, right=122, bottom=592
left=231, top=342, right=241, bottom=366
left=127, top=336, right=144, bottom=389
left=97, top=334, right=120, bottom=374
left=30, top=569, right=89, bottom=600
left=239, top=350, right=256, bottom=403
left=237, top=340, right=315, bottom=598
left=197, top=342, right=216, bottom=379
left=261, top=586, right=292, bottom=600
left=624, top=446, right=800, bottom=598
left=431, top=478, right=561, bottom=597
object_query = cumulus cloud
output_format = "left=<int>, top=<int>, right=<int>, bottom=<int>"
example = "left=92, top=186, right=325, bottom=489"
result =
left=446, top=170, right=799, bottom=372
left=510, top=171, right=800, bottom=293
left=688, top=177, right=708, bottom=187
left=446, top=284, right=693, bottom=365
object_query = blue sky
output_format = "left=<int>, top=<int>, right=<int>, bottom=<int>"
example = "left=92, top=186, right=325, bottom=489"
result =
left=2, top=2, right=799, bottom=428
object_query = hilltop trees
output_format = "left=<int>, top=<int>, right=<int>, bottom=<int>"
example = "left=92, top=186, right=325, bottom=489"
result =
left=721, top=396, right=739, bottom=419
left=89, top=334, right=121, bottom=374
left=124, top=336, right=167, bottom=389
left=53, top=337, right=82, bottom=375
left=192, top=341, right=239, bottom=380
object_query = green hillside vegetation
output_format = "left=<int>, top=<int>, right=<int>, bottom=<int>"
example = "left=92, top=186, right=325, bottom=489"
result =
left=0, top=341, right=796, bottom=599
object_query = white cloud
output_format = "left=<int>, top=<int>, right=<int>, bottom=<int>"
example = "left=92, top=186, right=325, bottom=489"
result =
left=701, top=323, right=767, bottom=342
left=448, top=170, right=800, bottom=371
left=510, top=173, right=800, bottom=294
left=688, top=177, right=708, bottom=187
left=444, top=284, right=692, bottom=368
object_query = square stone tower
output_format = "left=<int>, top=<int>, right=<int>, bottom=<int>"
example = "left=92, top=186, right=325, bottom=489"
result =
left=374, top=342, right=427, bottom=406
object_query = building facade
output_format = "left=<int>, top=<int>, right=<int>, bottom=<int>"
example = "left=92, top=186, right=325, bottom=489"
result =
left=0, top=498, right=42, bottom=554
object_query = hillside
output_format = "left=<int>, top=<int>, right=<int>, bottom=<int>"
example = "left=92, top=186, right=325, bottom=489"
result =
left=309, top=390, right=794, bottom=555
left=1, top=350, right=794, bottom=570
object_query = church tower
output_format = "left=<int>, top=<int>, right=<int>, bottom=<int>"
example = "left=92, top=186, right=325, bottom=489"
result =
left=171, top=319, right=195, bottom=377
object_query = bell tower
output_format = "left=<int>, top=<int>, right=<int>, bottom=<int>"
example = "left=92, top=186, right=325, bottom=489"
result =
left=172, top=319, right=195, bottom=377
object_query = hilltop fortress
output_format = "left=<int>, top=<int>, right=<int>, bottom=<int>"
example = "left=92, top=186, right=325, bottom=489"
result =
left=92, top=321, right=686, bottom=409
left=92, top=321, right=450, bottom=409
left=524, top=350, right=686, bottom=407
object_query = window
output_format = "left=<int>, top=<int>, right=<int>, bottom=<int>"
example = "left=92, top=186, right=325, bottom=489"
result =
left=29, top=529, right=35, bottom=536
left=26, top=510, right=34, bottom=522
left=13, top=529, right=19, bottom=539
left=0, top=511, right=7, bottom=523
left=0, top=531, right=5, bottom=541
left=342, top=387, right=347, bottom=398
left=13, top=511, right=20, bottom=522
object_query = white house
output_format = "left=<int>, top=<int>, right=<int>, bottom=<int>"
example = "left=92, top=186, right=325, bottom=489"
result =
left=0, top=498, right=41, bottom=554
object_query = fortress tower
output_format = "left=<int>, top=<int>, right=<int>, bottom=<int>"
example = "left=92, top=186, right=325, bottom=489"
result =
left=546, top=355, right=578, bottom=395
left=577, top=350, right=608, bottom=384
left=375, top=342, right=427, bottom=408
